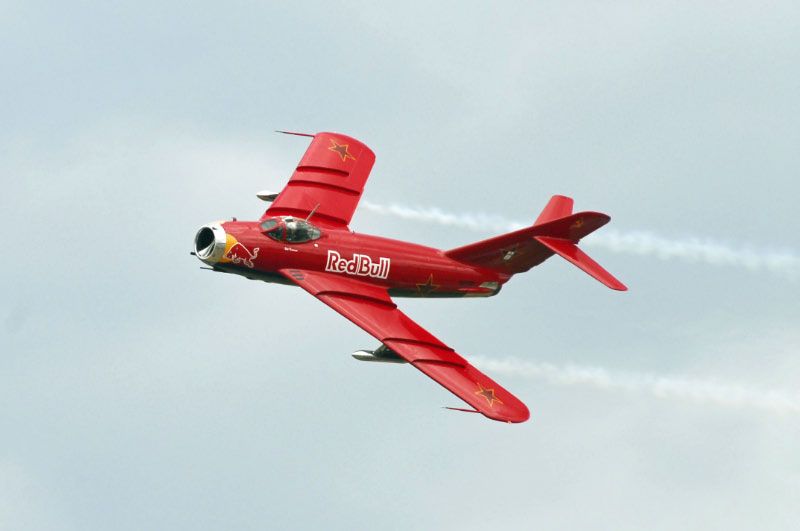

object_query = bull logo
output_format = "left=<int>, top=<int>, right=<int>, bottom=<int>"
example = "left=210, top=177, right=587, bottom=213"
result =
left=225, top=243, right=260, bottom=268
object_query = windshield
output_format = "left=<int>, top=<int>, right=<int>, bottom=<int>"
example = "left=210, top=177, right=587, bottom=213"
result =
left=260, top=219, right=284, bottom=241
left=260, top=219, right=278, bottom=231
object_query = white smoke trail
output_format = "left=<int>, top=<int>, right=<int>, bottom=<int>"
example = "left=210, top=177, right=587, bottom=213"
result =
left=361, top=200, right=527, bottom=232
left=360, top=201, right=800, bottom=280
left=359, top=201, right=800, bottom=413
left=472, top=357, right=800, bottom=414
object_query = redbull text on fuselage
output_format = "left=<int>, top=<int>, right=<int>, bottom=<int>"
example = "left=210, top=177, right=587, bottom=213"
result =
left=325, top=250, right=390, bottom=280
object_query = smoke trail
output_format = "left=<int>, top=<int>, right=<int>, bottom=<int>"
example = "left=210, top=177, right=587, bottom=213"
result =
left=360, top=201, right=800, bottom=279
left=361, top=201, right=526, bottom=232
left=472, top=357, right=800, bottom=414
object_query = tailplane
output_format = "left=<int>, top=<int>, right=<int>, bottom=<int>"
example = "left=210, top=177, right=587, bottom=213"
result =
left=445, top=195, right=627, bottom=291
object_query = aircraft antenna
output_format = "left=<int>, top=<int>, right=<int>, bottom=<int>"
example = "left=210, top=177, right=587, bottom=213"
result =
left=306, top=203, right=321, bottom=222
left=275, top=130, right=315, bottom=138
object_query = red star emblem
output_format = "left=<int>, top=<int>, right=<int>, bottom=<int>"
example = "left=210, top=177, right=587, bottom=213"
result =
left=475, top=383, right=503, bottom=407
left=328, top=139, right=356, bottom=162
left=416, top=274, right=439, bottom=295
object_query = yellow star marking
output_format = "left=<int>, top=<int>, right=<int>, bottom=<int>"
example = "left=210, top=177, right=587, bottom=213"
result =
left=328, top=139, right=356, bottom=162
left=475, top=383, right=503, bottom=407
left=416, top=274, right=439, bottom=295
left=571, top=218, right=585, bottom=229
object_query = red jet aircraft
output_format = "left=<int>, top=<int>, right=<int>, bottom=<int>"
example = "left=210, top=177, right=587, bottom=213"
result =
left=193, top=132, right=626, bottom=423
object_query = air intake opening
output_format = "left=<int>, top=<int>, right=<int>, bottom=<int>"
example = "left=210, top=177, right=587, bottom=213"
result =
left=195, top=227, right=217, bottom=258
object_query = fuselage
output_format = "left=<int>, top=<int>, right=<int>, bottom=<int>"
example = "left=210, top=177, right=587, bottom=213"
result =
left=194, top=219, right=509, bottom=297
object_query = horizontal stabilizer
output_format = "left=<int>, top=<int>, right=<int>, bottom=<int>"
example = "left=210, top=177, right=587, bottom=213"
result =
left=535, top=236, right=627, bottom=291
left=445, top=194, right=627, bottom=291
left=445, top=211, right=611, bottom=274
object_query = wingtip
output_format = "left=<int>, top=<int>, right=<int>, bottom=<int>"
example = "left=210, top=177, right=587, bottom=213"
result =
left=608, top=279, right=628, bottom=291
left=444, top=404, right=530, bottom=423
left=478, top=401, right=531, bottom=423
left=505, top=404, right=531, bottom=423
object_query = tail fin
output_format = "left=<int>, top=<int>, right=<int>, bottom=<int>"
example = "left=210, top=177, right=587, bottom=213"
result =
left=535, top=195, right=574, bottom=225
left=445, top=195, right=627, bottom=291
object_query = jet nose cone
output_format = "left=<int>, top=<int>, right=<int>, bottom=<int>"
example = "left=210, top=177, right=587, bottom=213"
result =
left=194, top=222, right=227, bottom=264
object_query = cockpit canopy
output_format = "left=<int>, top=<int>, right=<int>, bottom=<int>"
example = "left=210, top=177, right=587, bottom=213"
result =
left=260, top=216, right=322, bottom=243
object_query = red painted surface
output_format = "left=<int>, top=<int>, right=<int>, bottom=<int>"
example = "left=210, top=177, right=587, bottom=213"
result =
left=194, top=132, right=627, bottom=423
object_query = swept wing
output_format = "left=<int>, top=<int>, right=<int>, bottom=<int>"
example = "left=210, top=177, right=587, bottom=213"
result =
left=280, top=268, right=530, bottom=423
left=264, top=132, right=375, bottom=228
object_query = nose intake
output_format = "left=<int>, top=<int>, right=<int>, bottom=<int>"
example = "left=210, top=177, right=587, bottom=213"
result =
left=194, top=222, right=227, bottom=264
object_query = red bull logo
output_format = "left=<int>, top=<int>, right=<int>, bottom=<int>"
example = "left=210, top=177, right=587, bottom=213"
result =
left=225, top=242, right=260, bottom=268
left=325, top=250, right=390, bottom=279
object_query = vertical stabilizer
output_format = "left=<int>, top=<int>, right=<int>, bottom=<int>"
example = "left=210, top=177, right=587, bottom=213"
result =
left=534, top=195, right=574, bottom=225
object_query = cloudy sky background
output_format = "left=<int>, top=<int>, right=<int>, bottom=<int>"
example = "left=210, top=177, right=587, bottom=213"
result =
left=2, top=1, right=799, bottom=529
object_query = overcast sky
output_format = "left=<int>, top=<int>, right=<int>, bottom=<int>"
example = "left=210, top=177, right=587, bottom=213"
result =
left=2, top=2, right=799, bottom=530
